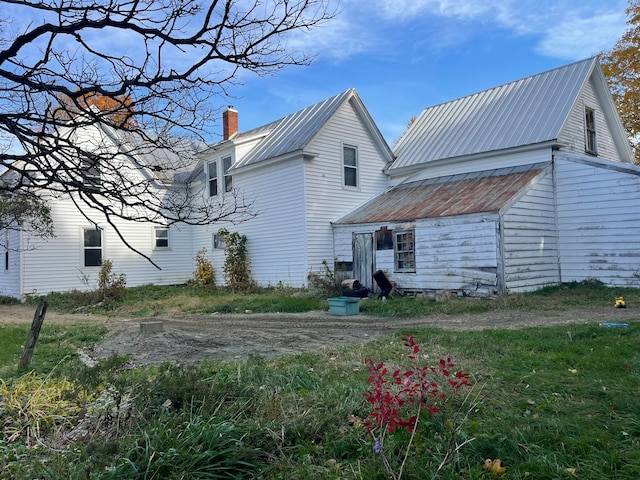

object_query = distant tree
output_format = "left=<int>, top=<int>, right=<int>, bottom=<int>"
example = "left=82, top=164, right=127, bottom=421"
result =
left=0, top=0, right=333, bottom=265
left=600, top=0, right=640, bottom=163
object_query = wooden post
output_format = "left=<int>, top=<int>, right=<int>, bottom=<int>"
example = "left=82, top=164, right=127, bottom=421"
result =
left=19, top=299, right=48, bottom=368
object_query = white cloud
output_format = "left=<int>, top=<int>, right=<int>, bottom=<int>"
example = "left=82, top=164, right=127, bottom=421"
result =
left=535, top=13, right=627, bottom=59
left=313, top=0, right=629, bottom=61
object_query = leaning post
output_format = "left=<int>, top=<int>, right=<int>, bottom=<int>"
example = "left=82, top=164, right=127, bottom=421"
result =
left=19, top=299, right=49, bottom=368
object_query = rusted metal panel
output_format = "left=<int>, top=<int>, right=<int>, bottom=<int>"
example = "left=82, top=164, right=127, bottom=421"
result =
left=335, top=164, right=547, bottom=225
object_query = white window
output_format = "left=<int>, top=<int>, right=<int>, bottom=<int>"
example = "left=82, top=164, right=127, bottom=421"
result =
left=208, top=161, right=218, bottom=197
left=213, top=233, right=225, bottom=249
left=223, top=155, right=233, bottom=192
left=343, top=145, right=358, bottom=188
left=394, top=230, right=415, bottom=273
left=81, top=159, right=101, bottom=192
left=83, top=227, right=102, bottom=267
left=154, top=227, right=169, bottom=249
left=585, top=107, right=597, bottom=154
left=4, top=230, right=8, bottom=271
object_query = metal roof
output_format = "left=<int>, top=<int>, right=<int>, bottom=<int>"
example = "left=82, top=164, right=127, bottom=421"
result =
left=231, top=88, right=357, bottom=170
left=333, top=163, right=549, bottom=225
left=390, top=58, right=597, bottom=171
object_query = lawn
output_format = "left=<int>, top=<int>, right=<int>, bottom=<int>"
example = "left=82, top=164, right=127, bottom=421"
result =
left=1, top=282, right=639, bottom=479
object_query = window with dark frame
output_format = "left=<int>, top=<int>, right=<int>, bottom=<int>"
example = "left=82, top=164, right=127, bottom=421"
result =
left=585, top=107, right=597, bottom=154
left=83, top=228, right=102, bottom=267
left=394, top=230, right=415, bottom=273
left=223, top=156, right=233, bottom=192
left=154, top=227, right=169, bottom=248
left=208, top=161, right=218, bottom=196
left=343, top=145, right=358, bottom=187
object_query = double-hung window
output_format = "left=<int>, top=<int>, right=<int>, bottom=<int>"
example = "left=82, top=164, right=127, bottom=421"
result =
left=223, top=155, right=233, bottom=192
left=585, top=107, right=597, bottom=154
left=343, top=145, right=358, bottom=188
left=154, top=227, right=169, bottom=248
left=83, top=228, right=102, bottom=267
left=394, top=230, right=415, bottom=273
left=208, top=161, right=218, bottom=197
left=81, top=158, right=101, bottom=192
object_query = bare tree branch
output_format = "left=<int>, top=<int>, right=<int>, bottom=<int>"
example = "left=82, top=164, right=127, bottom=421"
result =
left=0, top=0, right=334, bottom=262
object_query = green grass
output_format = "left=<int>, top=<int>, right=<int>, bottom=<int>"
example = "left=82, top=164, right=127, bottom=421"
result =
left=4, top=282, right=640, bottom=478
left=23, top=278, right=640, bottom=320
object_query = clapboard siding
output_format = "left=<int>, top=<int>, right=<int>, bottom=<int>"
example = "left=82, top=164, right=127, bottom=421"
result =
left=555, top=154, right=640, bottom=286
left=303, top=99, right=389, bottom=278
left=502, top=170, right=560, bottom=292
left=398, top=148, right=552, bottom=184
left=559, top=78, right=619, bottom=160
left=0, top=229, right=22, bottom=298
left=20, top=194, right=195, bottom=296
left=333, top=214, right=500, bottom=295
left=221, top=157, right=308, bottom=286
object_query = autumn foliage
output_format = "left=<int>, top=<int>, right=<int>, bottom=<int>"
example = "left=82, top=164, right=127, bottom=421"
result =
left=54, top=91, right=136, bottom=128
left=600, top=0, right=640, bottom=163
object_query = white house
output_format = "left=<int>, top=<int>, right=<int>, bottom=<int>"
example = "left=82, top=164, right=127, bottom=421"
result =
left=0, top=89, right=394, bottom=297
left=333, top=57, right=640, bottom=296
left=2, top=57, right=640, bottom=299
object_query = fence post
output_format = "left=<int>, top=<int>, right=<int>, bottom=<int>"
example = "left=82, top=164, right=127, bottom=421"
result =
left=19, top=299, right=48, bottom=368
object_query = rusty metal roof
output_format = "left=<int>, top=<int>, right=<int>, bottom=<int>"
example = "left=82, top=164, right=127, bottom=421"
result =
left=334, top=163, right=549, bottom=224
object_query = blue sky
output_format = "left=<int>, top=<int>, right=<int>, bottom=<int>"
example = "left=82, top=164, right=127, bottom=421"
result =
left=226, top=0, right=631, bottom=145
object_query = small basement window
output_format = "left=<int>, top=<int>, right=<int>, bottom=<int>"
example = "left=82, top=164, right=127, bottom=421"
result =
left=394, top=230, right=415, bottom=273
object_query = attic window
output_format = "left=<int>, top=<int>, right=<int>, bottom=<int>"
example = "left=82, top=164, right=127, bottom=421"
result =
left=343, top=145, right=358, bottom=188
left=585, top=107, right=597, bottom=154
left=81, top=159, right=101, bottom=192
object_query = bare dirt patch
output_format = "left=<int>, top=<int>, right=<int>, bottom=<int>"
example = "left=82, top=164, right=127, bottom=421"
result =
left=2, top=304, right=637, bottom=365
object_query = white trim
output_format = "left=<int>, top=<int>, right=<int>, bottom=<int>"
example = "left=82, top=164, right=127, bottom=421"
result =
left=342, top=143, right=359, bottom=190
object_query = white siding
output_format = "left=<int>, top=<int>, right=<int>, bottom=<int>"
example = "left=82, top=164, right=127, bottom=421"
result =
left=20, top=195, right=194, bottom=296
left=0, top=229, right=22, bottom=298
left=303, top=99, right=390, bottom=279
left=334, top=214, right=500, bottom=296
left=207, top=157, right=309, bottom=287
left=390, top=148, right=552, bottom=185
left=555, top=154, right=640, bottom=286
left=559, top=77, right=620, bottom=160
left=502, top=170, right=561, bottom=292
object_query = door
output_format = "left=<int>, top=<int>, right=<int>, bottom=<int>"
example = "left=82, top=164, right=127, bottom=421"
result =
left=352, top=233, right=374, bottom=290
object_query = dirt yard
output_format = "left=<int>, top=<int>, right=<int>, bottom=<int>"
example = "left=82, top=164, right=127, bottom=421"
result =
left=1, top=304, right=637, bottom=365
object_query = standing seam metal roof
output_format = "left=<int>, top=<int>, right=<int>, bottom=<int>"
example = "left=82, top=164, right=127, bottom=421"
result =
left=333, top=163, right=549, bottom=225
left=390, top=58, right=595, bottom=171
left=230, top=88, right=356, bottom=170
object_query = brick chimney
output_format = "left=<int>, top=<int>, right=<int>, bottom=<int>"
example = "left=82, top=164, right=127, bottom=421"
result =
left=222, top=106, right=238, bottom=140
